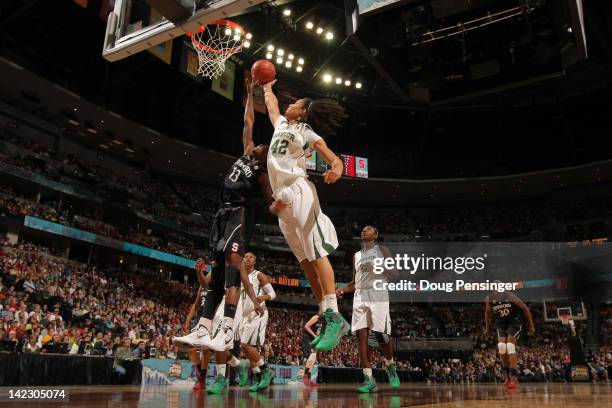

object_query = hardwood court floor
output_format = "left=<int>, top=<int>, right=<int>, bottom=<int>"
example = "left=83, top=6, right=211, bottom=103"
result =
left=1, top=383, right=611, bottom=408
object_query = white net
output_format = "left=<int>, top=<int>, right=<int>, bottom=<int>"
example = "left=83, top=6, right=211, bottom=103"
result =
left=190, top=21, right=244, bottom=78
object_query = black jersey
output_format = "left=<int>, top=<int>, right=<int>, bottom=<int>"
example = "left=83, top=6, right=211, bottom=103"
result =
left=197, top=287, right=208, bottom=317
left=491, top=299, right=522, bottom=324
left=219, top=155, right=262, bottom=206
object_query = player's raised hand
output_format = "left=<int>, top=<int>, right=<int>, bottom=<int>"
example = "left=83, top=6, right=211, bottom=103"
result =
left=253, top=301, right=264, bottom=316
left=269, top=199, right=291, bottom=214
left=247, top=78, right=260, bottom=93
left=261, top=79, right=277, bottom=92
left=195, top=258, right=206, bottom=273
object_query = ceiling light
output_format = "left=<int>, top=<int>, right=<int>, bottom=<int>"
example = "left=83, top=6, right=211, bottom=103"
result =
left=316, top=27, right=323, bottom=35
left=277, top=49, right=284, bottom=56
left=323, top=73, right=332, bottom=83
left=285, top=61, right=292, bottom=68
left=244, top=41, right=251, bottom=48
left=344, top=80, right=351, bottom=86
left=283, top=9, right=291, bottom=16
left=296, top=66, right=303, bottom=73
left=326, top=32, right=334, bottom=40
left=335, top=77, right=342, bottom=84
left=306, top=22, right=314, bottom=30
left=355, top=82, right=363, bottom=89
left=267, top=44, right=274, bottom=51
left=276, top=57, right=283, bottom=64
left=298, top=58, right=304, bottom=65
left=266, top=53, right=273, bottom=59
left=246, top=33, right=253, bottom=40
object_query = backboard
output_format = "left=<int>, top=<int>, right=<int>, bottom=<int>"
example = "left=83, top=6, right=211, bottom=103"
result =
left=345, top=0, right=419, bottom=36
left=103, top=0, right=267, bottom=62
left=543, top=298, right=588, bottom=323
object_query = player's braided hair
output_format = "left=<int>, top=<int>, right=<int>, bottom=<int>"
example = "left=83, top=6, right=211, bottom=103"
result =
left=302, top=98, right=348, bottom=137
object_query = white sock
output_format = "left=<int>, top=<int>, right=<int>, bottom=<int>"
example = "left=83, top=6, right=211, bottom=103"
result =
left=252, top=366, right=261, bottom=374
left=363, top=368, right=373, bottom=378
left=217, top=364, right=227, bottom=377
left=197, top=317, right=212, bottom=330
left=384, top=358, right=395, bottom=366
left=256, top=358, right=264, bottom=367
left=228, top=355, right=240, bottom=367
left=323, top=294, right=338, bottom=313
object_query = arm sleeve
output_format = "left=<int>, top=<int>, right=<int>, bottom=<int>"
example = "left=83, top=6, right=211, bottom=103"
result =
left=262, top=283, right=276, bottom=301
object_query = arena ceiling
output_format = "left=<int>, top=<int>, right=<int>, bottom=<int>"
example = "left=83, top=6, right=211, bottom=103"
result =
left=1, top=0, right=612, bottom=179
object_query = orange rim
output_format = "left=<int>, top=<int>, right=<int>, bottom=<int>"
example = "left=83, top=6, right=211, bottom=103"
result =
left=187, top=19, right=245, bottom=55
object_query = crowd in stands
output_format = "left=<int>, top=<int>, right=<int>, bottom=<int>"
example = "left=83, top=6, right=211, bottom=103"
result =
left=0, top=240, right=191, bottom=363
left=2, top=131, right=612, bottom=276
left=1, top=240, right=611, bottom=382
left=0, top=132, right=214, bottom=231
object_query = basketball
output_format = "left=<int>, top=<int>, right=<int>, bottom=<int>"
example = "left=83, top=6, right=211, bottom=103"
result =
left=251, top=59, right=276, bottom=85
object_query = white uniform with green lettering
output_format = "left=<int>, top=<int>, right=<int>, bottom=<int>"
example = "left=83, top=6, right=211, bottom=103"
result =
left=238, top=270, right=269, bottom=346
left=351, top=245, right=391, bottom=335
left=267, top=115, right=339, bottom=262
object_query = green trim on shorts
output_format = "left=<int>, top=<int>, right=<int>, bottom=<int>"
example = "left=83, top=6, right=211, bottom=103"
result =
left=314, top=213, right=336, bottom=255
left=256, top=322, right=262, bottom=347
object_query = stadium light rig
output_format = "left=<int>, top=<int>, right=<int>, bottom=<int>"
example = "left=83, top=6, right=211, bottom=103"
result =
left=321, top=73, right=364, bottom=90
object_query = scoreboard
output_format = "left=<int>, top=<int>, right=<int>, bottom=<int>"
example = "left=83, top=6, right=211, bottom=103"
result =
left=307, top=152, right=368, bottom=178
left=356, top=157, right=369, bottom=178
left=341, top=154, right=356, bottom=177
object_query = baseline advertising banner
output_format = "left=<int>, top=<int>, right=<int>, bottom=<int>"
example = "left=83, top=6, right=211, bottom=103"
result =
left=141, top=359, right=301, bottom=385
left=24, top=216, right=195, bottom=269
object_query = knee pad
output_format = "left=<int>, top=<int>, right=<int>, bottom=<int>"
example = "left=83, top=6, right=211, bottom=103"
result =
left=498, top=342, right=507, bottom=355
left=506, top=342, right=516, bottom=355
left=373, top=331, right=391, bottom=345
left=225, top=265, right=241, bottom=288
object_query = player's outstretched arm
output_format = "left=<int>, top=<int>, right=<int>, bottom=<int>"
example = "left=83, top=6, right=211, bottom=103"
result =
left=256, top=273, right=276, bottom=303
left=508, top=292, right=536, bottom=335
left=195, top=259, right=211, bottom=288
left=337, top=255, right=356, bottom=298
left=243, top=79, right=256, bottom=155
left=304, top=315, right=319, bottom=338
left=380, top=245, right=399, bottom=279
left=183, top=288, right=200, bottom=332
left=239, top=263, right=263, bottom=315
left=313, top=139, right=343, bottom=184
left=262, top=80, right=280, bottom=126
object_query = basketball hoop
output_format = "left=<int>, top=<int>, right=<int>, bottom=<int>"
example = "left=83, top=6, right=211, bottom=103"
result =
left=187, top=20, right=245, bottom=78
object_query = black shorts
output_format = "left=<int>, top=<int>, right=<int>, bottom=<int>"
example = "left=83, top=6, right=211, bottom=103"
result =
left=209, top=206, right=253, bottom=255
left=496, top=321, right=523, bottom=340
left=302, top=334, right=315, bottom=359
